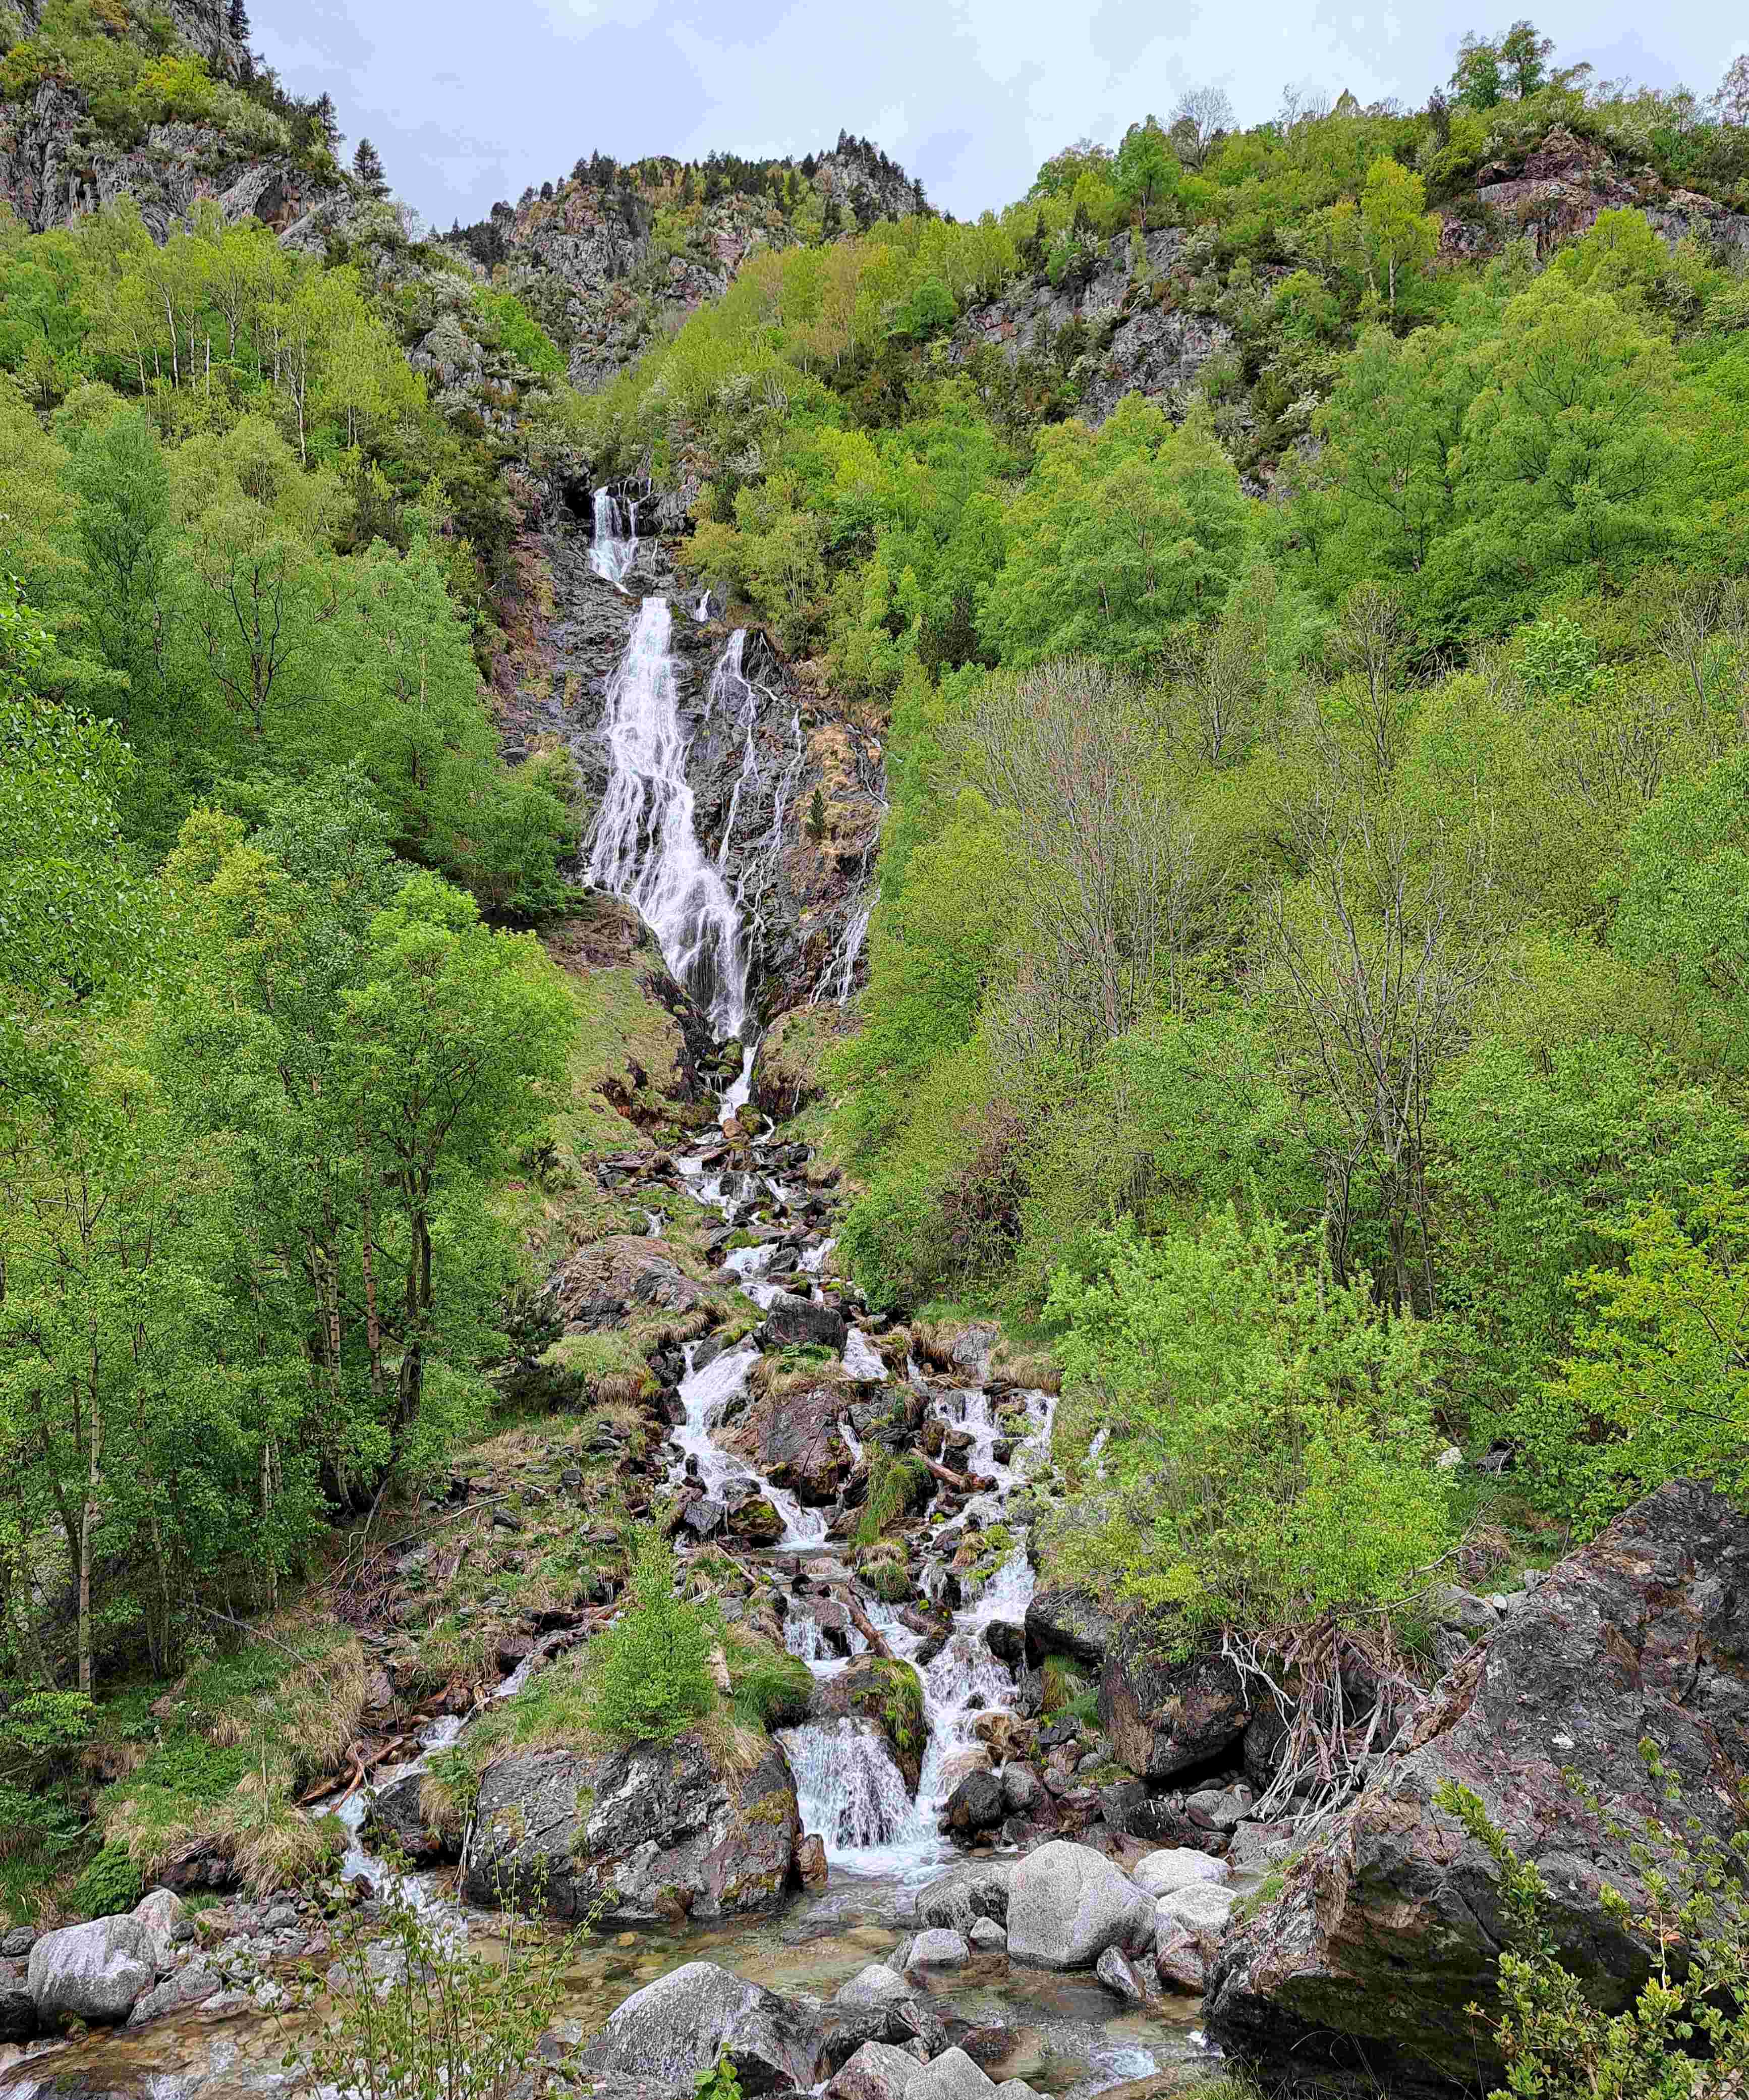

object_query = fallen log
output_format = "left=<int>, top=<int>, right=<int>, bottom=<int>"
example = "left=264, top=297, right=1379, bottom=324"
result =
left=298, top=1733, right=411, bottom=1808
left=922, top=1455, right=970, bottom=1494
left=843, top=1595, right=894, bottom=1661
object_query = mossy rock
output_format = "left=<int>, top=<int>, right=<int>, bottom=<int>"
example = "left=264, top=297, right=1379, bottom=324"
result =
left=809, top=1655, right=927, bottom=1790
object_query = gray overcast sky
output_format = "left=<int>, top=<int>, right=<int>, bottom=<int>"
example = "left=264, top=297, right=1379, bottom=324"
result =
left=256, top=1, right=1747, bottom=233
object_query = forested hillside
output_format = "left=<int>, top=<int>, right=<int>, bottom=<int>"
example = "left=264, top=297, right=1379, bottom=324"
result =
left=2, top=5, right=1749, bottom=2093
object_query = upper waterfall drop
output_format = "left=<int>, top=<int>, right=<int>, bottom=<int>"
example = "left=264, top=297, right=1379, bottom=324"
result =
left=589, top=486, right=639, bottom=590
left=589, top=596, right=750, bottom=1040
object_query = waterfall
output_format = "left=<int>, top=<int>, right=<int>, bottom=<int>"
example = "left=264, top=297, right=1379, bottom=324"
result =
left=589, top=487, right=639, bottom=589
left=777, top=1718, right=915, bottom=1852
left=589, top=597, right=750, bottom=1040
left=708, top=630, right=763, bottom=872
left=814, top=892, right=876, bottom=1007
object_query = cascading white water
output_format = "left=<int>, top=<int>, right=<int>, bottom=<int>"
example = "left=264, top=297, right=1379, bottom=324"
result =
left=817, top=893, right=876, bottom=1006
left=589, top=598, right=750, bottom=1039
left=777, top=1718, right=915, bottom=1851
left=589, top=486, right=639, bottom=589
left=708, top=631, right=763, bottom=873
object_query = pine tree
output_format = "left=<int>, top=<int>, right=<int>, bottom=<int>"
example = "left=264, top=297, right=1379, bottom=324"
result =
left=310, top=92, right=341, bottom=158
left=352, top=138, right=389, bottom=200
left=807, top=786, right=828, bottom=843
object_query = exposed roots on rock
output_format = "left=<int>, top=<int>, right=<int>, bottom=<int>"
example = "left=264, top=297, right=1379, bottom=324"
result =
left=1222, top=1617, right=1427, bottom=1823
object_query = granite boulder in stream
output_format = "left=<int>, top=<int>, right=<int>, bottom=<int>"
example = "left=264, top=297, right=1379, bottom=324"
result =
left=463, top=1729, right=800, bottom=1922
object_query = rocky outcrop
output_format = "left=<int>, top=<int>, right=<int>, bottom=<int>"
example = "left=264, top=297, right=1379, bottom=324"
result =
left=539, top=1236, right=713, bottom=1333
left=953, top=229, right=1231, bottom=431
left=1023, top=1586, right=1115, bottom=1668
left=1004, top=1840, right=1155, bottom=1970
left=1441, top=125, right=1749, bottom=264
left=0, top=80, right=344, bottom=238
left=807, top=1657, right=928, bottom=1792
left=462, top=1729, right=801, bottom=1922
left=1208, top=1480, right=1749, bottom=2096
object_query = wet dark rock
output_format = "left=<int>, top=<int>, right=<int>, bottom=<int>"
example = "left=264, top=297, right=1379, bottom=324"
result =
left=1208, top=1481, right=1749, bottom=2098
left=679, top=1493, right=728, bottom=1540
left=762, top=1294, right=849, bottom=1352
left=463, top=1730, right=799, bottom=1923
left=944, top=1773, right=1005, bottom=1837
left=982, top=1621, right=1025, bottom=1667
left=0, top=1987, right=37, bottom=2042
left=1098, top=1617, right=1250, bottom=1781
left=725, top=1489, right=785, bottom=1545
left=720, top=1377, right=858, bottom=1505
left=1023, top=1587, right=1115, bottom=1669
left=364, top=1770, right=454, bottom=1866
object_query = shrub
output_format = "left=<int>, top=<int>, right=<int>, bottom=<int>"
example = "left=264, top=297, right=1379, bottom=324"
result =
left=1043, top=1205, right=1453, bottom=1631
left=277, top=1864, right=582, bottom=2100
left=72, top=1841, right=141, bottom=1919
left=589, top=1529, right=713, bottom=1742
left=1438, top=1754, right=1749, bottom=2098
left=722, top=1627, right=811, bottom=1731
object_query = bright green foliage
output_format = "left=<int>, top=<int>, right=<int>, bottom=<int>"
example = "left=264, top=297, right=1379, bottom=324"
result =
left=474, top=289, right=565, bottom=378
left=70, top=1841, right=141, bottom=1920
left=1531, top=1185, right=1749, bottom=1526
left=590, top=1530, right=714, bottom=1742
left=288, top=1863, right=582, bottom=2100
left=1043, top=1208, right=1450, bottom=1628
left=0, top=591, right=137, bottom=1119
left=1113, top=121, right=1181, bottom=227
left=1359, top=157, right=1437, bottom=314
left=696, top=2060, right=745, bottom=2100
left=1612, top=749, right=1749, bottom=1066
left=978, top=400, right=1250, bottom=667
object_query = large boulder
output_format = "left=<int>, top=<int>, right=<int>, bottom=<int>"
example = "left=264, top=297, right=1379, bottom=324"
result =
left=463, top=1731, right=799, bottom=1922
left=827, top=2041, right=926, bottom=2100
left=541, top=1237, right=710, bottom=1332
left=909, top=2049, right=994, bottom=2100
left=1004, top=1841, right=1155, bottom=1970
left=28, top=1916, right=157, bottom=2024
left=581, top=1962, right=827, bottom=2094
left=1208, top=1481, right=1749, bottom=2097
left=1097, top=1616, right=1250, bottom=1781
left=912, top=1862, right=1012, bottom=1933
left=762, top=1293, right=848, bottom=1352
left=1131, top=1848, right=1229, bottom=1898
left=720, top=1378, right=858, bottom=1505
left=1022, top=1586, right=1114, bottom=1668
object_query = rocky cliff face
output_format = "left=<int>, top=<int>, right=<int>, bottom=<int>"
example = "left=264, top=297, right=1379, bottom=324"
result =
left=0, top=78, right=343, bottom=237
left=1441, top=123, right=1749, bottom=262
left=1206, top=1479, right=1749, bottom=2097
left=953, top=226, right=1234, bottom=430
left=469, top=138, right=927, bottom=395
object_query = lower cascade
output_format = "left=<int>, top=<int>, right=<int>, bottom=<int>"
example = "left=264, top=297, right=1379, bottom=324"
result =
left=776, top=1717, right=913, bottom=1850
